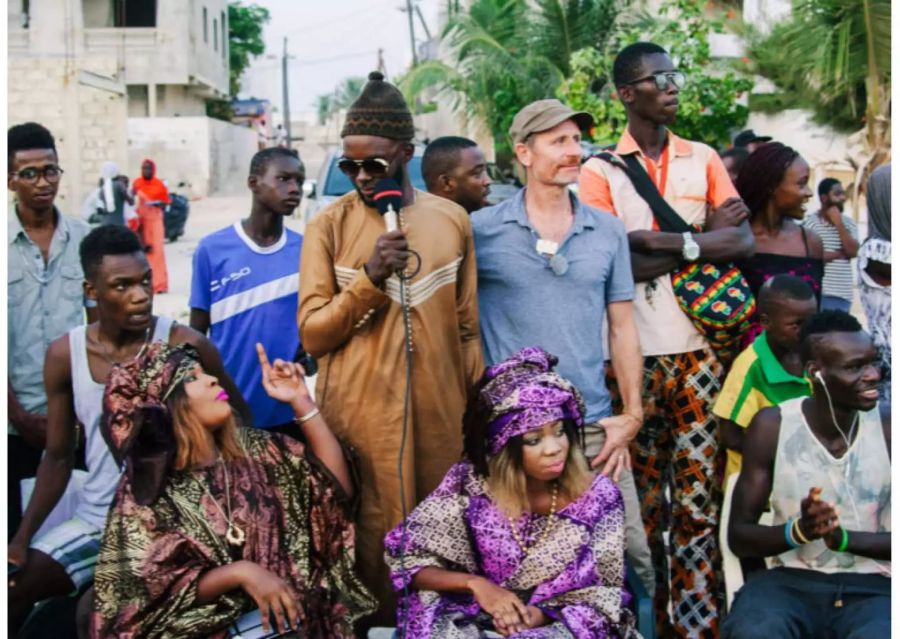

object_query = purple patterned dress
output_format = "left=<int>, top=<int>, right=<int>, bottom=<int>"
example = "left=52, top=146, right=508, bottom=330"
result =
left=384, top=461, right=638, bottom=638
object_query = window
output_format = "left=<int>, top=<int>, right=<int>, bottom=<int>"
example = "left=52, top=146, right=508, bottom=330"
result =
left=203, top=7, right=208, bottom=42
left=213, top=17, right=218, bottom=51
left=113, top=0, right=156, bottom=27
left=221, top=11, right=227, bottom=59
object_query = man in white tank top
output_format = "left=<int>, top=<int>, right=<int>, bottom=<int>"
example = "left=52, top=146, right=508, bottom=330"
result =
left=7, top=225, right=250, bottom=634
left=723, top=310, right=890, bottom=639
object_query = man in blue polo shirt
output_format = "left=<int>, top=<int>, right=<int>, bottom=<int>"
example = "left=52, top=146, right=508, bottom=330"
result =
left=190, top=147, right=305, bottom=431
left=472, top=99, right=654, bottom=594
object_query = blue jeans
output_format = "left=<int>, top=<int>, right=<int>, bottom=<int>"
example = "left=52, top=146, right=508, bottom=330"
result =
left=821, top=294, right=852, bottom=313
left=722, top=567, right=890, bottom=639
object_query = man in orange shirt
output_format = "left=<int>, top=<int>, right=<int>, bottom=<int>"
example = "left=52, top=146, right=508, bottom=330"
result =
left=579, top=42, right=753, bottom=638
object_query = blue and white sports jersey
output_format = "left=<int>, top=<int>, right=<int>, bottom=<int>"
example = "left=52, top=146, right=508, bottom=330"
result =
left=190, top=222, right=302, bottom=428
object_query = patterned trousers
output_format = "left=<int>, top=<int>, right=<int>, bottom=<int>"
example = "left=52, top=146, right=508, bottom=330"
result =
left=609, top=348, right=725, bottom=638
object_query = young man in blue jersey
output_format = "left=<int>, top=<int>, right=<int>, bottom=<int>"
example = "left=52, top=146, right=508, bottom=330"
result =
left=190, top=147, right=306, bottom=432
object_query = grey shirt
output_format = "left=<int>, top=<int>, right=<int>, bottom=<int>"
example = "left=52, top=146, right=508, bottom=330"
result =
left=472, top=189, right=634, bottom=422
left=8, top=206, right=91, bottom=434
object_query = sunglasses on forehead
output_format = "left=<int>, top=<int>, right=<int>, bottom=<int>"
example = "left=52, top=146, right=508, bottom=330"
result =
left=337, top=157, right=391, bottom=178
left=626, top=70, right=686, bottom=91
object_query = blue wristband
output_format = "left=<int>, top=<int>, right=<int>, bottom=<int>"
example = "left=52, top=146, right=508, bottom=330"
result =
left=785, top=520, right=800, bottom=548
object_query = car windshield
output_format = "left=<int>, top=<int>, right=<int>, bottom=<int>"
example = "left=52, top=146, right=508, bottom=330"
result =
left=323, top=156, right=426, bottom=196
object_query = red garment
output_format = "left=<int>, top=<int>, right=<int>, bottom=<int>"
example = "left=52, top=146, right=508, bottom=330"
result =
left=131, top=159, right=171, bottom=206
left=132, top=159, right=170, bottom=293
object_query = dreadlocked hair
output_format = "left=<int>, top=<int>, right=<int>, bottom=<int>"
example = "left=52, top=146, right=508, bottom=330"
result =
left=734, top=142, right=799, bottom=219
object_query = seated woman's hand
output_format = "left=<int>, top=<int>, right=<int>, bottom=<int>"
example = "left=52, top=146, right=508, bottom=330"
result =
left=236, top=561, right=301, bottom=634
left=469, top=576, right=530, bottom=636
left=256, top=343, right=313, bottom=411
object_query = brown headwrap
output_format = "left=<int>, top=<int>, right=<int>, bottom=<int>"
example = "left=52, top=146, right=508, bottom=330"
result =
left=100, top=342, right=201, bottom=505
left=340, top=71, right=415, bottom=141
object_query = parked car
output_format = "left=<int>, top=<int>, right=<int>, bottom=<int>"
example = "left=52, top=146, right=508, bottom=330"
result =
left=302, top=148, right=519, bottom=221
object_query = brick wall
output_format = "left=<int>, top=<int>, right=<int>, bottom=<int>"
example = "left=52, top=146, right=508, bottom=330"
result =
left=8, top=54, right=127, bottom=215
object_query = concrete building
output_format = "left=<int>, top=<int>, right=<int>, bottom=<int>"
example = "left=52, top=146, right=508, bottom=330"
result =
left=8, top=0, right=257, bottom=203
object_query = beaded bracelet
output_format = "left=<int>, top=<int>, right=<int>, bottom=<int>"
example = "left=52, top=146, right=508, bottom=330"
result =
left=784, top=520, right=800, bottom=549
left=836, top=528, right=849, bottom=553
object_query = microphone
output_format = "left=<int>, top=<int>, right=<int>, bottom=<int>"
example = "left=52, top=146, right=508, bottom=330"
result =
left=373, top=178, right=403, bottom=233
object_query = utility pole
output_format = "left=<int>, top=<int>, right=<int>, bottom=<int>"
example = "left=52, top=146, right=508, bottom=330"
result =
left=281, top=36, right=292, bottom=150
left=414, top=3, right=432, bottom=41
left=404, top=0, right=418, bottom=65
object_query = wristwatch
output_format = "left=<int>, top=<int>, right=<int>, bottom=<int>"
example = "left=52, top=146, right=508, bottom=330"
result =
left=682, top=232, right=700, bottom=261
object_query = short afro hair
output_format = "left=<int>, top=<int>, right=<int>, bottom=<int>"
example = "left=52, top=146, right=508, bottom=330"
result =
left=80, top=225, right=145, bottom=281
left=799, top=310, right=864, bottom=363
left=758, top=274, right=815, bottom=316
left=613, top=42, right=668, bottom=88
left=8, top=122, right=57, bottom=169
left=249, top=147, right=303, bottom=177
left=817, top=177, right=842, bottom=198
left=422, top=136, right=479, bottom=190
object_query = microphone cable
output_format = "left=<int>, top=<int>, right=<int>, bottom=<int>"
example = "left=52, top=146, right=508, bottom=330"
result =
left=372, top=180, right=421, bottom=636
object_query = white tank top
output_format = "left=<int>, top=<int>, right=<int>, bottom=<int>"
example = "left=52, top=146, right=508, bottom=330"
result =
left=69, top=316, right=174, bottom=530
left=770, top=397, right=891, bottom=576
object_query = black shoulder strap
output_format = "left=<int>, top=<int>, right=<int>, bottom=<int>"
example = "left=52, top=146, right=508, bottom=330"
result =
left=594, top=152, right=692, bottom=234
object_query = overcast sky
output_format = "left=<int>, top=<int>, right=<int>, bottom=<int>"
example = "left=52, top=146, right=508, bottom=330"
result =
left=238, top=0, right=442, bottom=122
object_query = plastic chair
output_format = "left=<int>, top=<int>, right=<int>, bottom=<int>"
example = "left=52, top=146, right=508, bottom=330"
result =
left=720, top=471, right=774, bottom=612
left=626, top=562, right=656, bottom=639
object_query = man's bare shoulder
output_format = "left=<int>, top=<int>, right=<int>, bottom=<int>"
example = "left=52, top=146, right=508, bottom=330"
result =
left=45, top=330, right=73, bottom=378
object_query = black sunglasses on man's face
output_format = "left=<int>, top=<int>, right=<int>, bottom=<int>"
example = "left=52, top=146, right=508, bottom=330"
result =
left=337, top=157, right=390, bottom=178
left=626, top=71, right=686, bottom=92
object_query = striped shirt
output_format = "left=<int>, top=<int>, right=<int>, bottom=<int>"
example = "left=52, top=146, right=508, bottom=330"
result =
left=712, top=331, right=811, bottom=480
left=803, top=211, right=858, bottom=301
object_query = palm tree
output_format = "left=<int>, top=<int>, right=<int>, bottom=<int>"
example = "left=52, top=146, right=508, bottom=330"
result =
left=399, top=0, right=623, bottom=153
left=745, top=0, right=890, bottom=209
left=315, top=76, right=366, bottom=126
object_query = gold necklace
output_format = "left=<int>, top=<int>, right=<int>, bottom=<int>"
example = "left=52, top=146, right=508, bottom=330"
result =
left=507, top=482, right=559, bottom=556
left=201, top=459, right=246, bottom=547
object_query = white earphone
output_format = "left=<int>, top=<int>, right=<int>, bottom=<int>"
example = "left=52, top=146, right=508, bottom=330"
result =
left=815, top=370, right=825, bottom=384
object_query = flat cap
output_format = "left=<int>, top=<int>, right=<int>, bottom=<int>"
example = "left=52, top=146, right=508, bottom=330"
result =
left=509, top=99, right=594, bottom=144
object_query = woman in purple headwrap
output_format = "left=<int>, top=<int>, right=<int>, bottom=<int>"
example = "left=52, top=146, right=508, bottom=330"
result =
left=384, top=347, right=638, bottom=638
left=89, top=342, right=376, bottom=638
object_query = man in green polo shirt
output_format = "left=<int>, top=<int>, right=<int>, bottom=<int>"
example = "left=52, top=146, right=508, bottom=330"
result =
left=714, top=275, right=817, bottom=482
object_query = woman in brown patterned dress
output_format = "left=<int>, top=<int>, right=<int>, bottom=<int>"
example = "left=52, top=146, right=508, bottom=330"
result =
left=89, top=341, right=375, bottom=638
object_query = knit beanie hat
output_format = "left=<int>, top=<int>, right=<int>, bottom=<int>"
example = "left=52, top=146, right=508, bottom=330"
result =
left=341, top=71, right=415, bottom=141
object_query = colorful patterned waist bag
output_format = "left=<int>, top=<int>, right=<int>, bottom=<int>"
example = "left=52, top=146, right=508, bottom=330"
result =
left=596, top=152, right=755, bottom=364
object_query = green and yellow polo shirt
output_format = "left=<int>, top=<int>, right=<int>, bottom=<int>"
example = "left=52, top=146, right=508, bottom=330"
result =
left=713, top=332, right=812, bottom=480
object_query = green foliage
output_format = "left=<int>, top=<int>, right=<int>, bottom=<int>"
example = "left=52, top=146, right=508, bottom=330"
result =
left=315, top=77, right=366, bottom=125
left=743, top=0, right=890, bottom=133
left=559, top=0, right=753, bottom=148
left=227, top=2, right=271, bottom=97
left=399, top=0, right=623, bottom=153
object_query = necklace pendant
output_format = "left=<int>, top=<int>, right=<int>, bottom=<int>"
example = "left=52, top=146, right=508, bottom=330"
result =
left=226, top=523, right=246, bottom=547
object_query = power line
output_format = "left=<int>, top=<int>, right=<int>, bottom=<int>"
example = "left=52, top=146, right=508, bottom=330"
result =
left=278, top=1, right=395, bottom=39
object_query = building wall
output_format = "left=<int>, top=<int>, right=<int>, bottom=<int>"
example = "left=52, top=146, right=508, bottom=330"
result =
left=127, top=117, right=256, bottom=197
left=8, top=53, right=127, bottom=213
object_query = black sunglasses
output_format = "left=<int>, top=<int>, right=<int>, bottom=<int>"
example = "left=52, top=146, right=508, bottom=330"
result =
left=337, top=157, right=390, bottom=178
left=626, top=71, right=686, bottom=91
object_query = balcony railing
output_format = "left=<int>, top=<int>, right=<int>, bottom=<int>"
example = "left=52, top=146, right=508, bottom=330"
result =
left=84, top=27, right=158, bottom=52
